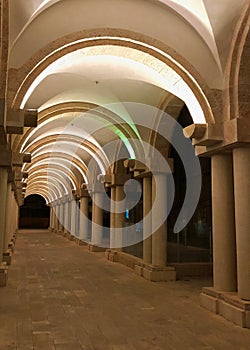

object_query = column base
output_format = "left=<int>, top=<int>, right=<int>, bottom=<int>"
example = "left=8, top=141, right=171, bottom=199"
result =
left=78, top=238, right=88, bottom=246
left=106, top=250, right=176, bottom=282
left=107, top=249, right=141, bottom=267
left=73, top=236, right=86, bottom=246
left=140, top=264, right=176, bottom=282
left=2, top=251, right=12, bottom=266
left=200, top=287, right=250, bottom=328
left=62, top=231, right=73, bottom=240
left=62, top=231, right=87, bottom=245
left=106, top=249, right=119, bottom=262
left=105, top=249, right=111, bottom=260
left=62, top=230, right=68, bottom=237
left=0, top=262, right=8, bottom=287
left=68, top=234, right=74, bottom=241
left=88, top=244, right=106, bottom=252
left=8, top=242, right=15, bottom=254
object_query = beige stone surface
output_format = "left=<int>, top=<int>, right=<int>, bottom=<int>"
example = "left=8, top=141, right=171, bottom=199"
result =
left=200, top=292, right=218, bottom=314
left=1, top=230, right=250, bottom=350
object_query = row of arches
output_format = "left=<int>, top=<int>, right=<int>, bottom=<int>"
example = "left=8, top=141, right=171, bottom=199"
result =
left=0, top=0, right=249, bottom=328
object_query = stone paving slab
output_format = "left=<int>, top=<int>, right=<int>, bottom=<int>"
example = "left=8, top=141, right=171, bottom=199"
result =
left=0, top=230, right=250, bottom=350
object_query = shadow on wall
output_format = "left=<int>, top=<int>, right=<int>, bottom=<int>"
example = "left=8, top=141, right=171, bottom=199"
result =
left=19, top=194, right=50, bottom=229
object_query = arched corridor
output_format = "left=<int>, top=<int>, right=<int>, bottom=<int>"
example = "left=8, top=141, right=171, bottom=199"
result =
left=0, top=0, right=249, bottom=343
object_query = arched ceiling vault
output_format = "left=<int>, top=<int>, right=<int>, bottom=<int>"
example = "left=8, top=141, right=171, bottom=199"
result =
left=10, top=0, right=247, bottom=79
left=23, top=154, right=86, bottom=185
left=9, top=0, right=247, bottom=203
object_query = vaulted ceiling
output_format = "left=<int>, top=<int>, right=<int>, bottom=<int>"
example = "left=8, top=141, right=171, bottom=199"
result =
left=8, top=0, right=248, bottom=203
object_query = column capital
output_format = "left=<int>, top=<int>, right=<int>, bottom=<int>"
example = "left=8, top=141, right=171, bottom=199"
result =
left=91, top=181, right=106, bottom=194
left=124, top=159, right=146, bottom=172
left=80, top=188, right=90, bottom=198
left=62, top=194, right=70, bottom=202
left=189, top=118, right=250, bottom=156
left=58, top=198, right=64, bottom=205
left=72, top=189, right=80, bottom=200
left=6, top=108, right=38, bottom=134
left=111, top=173, right=131, bottom=187
left=61, top=196, right=68, bottom=204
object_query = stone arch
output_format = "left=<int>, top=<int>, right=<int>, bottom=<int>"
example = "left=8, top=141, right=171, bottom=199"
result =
left=238, top=28, right=250, bottom=118
left=8, top=30, right=216, bottom=123
left=224, top=3, right=250, bottom=120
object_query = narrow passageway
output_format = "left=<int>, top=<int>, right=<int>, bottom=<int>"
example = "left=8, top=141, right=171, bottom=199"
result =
left=0, top=231, right=250, bottom=350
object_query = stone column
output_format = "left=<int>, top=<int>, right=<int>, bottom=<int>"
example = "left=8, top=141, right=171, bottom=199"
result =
left=54, top=201, right=58, bottom=233
left=70, top=199, right=77, bottom=237
left=13, top=196, right=18, bottom=233
left=4, top=182, right=12, bottom=251
left=52, top=204, right=55, bottom=231
left=58, top=201, right=64, bottom=233
left=76, top=200, right=80, bottom=237
left=51, top=203, right=56, bottom=231
left=2, top=181, right=13, bottom=266
left=151, top=174, right=167, bottom=267
left=0, top=168, right=8, bottom=286
left=12, top=193, right=18, bottom=233
left=79, top=190, right=89, bottom=242
left=0, top=168, right=8, bottom=262
left=9, top=193, right=15, bottom=235
left=233, top=147, right=250, bottom=300
left=57, top=200, right=62, bottom=233
left=143, top=176, right=152, bottom=264
left=49, top=205, right=53, bottom=230
left=212, top=154, right=237, bottom=292
left=91, top=190, right=104, bottom=248
left=64, top=200, right=69, bottom=234
left=110, top=186, right=116, bottom=248
left=115, top=185, right=125, bottom=250
left=57, top=203, right=61, bottom=232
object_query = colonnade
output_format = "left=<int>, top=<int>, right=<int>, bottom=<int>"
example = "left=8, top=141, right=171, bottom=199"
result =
left=208, top=147, right=250, bottom=300
left=49, top=165, right=176, bottom=281
left=0, top=168, right=19, bottom=286
left=50, top=195, right=84, bottom=241
left=200, top=146, right=250, bottom=328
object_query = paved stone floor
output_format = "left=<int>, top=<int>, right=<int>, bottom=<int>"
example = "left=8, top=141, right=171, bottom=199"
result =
left=0, top=230, right=250, bottom=350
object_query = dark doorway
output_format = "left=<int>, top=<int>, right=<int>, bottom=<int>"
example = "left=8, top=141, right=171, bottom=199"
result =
left=19, top=194, right=50, bottom=229
left=168, top=105, right=212, bottom=263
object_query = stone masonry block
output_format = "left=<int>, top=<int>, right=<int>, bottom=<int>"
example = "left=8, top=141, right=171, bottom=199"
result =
left=246, top=311, right=250, bottom=328
left=143, top=267, right=176, bottom=282
left=88, top=245, right=105, bottom=252
left=134, top=265, right=143, bottom=277
left=0, top=263, right=8, bottom=287
left=2, top=251, right=12, bottom=266
left=105, top=250, right=110, bottom=260
left=109, top=251, right=119, bottom=262
left=200, top=292, right=218, bottom=314
left=218, top=300, right=245, bottom=328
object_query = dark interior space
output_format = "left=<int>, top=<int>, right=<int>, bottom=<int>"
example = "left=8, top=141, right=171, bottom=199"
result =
left=19, top=194, right=50, bottom=229
left=168, top=105, right=212, bottom=263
